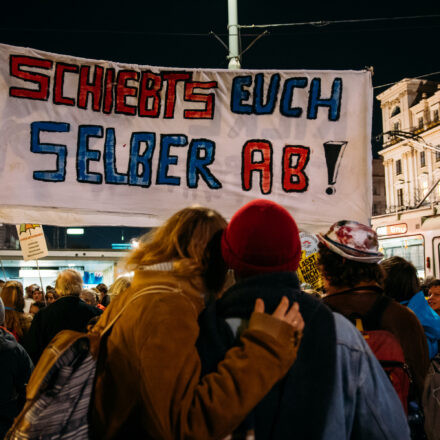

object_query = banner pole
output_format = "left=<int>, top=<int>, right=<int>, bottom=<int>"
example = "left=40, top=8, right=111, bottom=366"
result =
left=228, top=0, right=241, bottom=69
left=35, top=259, right=46, bottom=305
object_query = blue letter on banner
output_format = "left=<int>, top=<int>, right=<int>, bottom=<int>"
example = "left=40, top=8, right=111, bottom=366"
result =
left=187, top=139, right=221, bottom=189
left=77, top=125, right=103, bottom=184
left=104, top=128, right=128, bottom=184
left=31, top=121, right=70, bottom=182
left=156, top=134, right=188, bottom=186
left=307, top=78, right=342, bottom=121
left=129, top=132, right=155, bottom=187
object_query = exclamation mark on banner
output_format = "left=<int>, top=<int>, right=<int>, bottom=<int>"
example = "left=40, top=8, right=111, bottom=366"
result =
left=323, top=141, right=347, bottom=195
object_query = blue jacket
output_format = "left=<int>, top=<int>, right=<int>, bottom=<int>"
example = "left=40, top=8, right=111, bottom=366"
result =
left=322, top=313, right=410, bottom=439
left=402, top=291, right=440, bottom=359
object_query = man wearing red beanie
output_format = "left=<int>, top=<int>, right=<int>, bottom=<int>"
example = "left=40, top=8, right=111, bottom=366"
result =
left=197, top=199, right=409, bottom=439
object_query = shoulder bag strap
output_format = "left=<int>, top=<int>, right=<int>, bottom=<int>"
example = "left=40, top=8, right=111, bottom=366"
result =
left=99, top=285, right=179, bottom=337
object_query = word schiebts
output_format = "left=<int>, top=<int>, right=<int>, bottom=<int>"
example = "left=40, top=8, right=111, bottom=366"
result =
left=11, top=55, right=343, bottom=193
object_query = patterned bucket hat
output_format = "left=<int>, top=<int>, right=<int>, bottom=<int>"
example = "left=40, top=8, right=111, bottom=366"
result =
left=317, top=220, right=383, bottom=263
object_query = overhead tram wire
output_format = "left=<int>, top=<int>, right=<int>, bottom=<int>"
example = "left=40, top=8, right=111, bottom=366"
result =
left=374, top=71, right=440, bottom=90
left=1, top=14, right=439, bottom=38
left=237, top=14, right=440, bottom=30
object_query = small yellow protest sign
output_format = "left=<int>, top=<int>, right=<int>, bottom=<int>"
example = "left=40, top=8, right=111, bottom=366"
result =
left=16, top=224, right=48, bottom=261
left=297, top=233, right=324, bottom=290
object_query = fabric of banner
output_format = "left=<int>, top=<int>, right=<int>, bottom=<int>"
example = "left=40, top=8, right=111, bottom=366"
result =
left=0, top=43, right=373, bottom=232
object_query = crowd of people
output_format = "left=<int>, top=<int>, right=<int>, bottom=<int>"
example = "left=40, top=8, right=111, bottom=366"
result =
left=1, top=199, right=440, bottom=439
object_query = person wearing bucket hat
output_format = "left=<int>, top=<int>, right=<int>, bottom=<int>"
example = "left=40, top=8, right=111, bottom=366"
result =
left=197, top=202, right=409, bottom=439
left=320, top=220, right=429, bottom=404
left=0, top=297, right=33, bottom=438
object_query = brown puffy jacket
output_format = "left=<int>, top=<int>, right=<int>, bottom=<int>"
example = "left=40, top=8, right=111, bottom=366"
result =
left=91, top=269, right=301, bottom=440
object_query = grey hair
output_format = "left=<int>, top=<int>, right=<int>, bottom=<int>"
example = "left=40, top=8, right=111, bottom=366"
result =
left=80, top=289, right=98, bottom=306
left=55, top=269, right=83, bottom=297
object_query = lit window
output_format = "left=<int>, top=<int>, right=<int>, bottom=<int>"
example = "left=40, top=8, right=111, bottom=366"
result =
left=396, top=159, right=402, bottom=175
left=418, top=117, right=424, bottom=129
left=393, top=121, right=400, bottom=131
left=434, top=109, right=439, bottom=122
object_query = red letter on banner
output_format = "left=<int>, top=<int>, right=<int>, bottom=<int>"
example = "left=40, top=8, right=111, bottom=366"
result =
left=139, top=71, right=162, bottom=117
left=9, top=56, right=53, bottom=100
left=115, top=70, right=139, bottom=116
left=242, top=140, right=273, bottom=194
left=282, top=145, right=310, bottom=192
left=78, top=65, right=104, bottom=111
left=53, top=62, right=78, bottom=106
left=184, top=81, right=217, bottom=119
left=163, top=72, right=191, bottom=118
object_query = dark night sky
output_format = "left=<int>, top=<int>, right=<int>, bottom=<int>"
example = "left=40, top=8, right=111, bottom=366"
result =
left=0, top=0, right=439, bottom=145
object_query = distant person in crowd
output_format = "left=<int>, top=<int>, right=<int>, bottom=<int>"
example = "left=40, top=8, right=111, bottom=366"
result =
left=91, top=206, right=303, bottom=439
left=45, top=289, right=59, bottom=305
left=23, top=269, right=102, bottom=364
left=319, top=221, right=430, bottom=403
left=0, top=281, right=32, bottom=344
left=381, top=256, right=440, bottom=360
left=96, top=283, right=110, bottom=307
left=108, top=275, right=132, bottom=302
left=197, top=201, right=408, bottom=439
left=29, top=301, right=46, bottom=317
left=421, top=276, right=435, bottom=296
left=0, top=297, right=33, bottom=438
left=80, top=288, right=98, bottom=307
left=31, top=286, right=44, bottom=303
left=23, top=284, right=38, bottom=313
left=428, top=279, right=440, bottom=316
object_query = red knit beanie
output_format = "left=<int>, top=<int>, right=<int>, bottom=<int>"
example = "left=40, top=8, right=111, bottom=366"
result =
left=221, top=199, right=301, bottom=277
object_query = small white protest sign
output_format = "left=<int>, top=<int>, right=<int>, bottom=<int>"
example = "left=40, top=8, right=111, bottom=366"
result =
left=16, top=224, right=49, bottom=261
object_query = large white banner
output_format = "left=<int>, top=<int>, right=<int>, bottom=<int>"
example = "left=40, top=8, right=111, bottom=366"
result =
left=0, top=43, right=373, bottom=232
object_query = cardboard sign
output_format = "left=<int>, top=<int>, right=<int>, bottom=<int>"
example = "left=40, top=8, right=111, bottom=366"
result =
left=0, top=43, right=373, bottom=232
left=16, top=224, right=48, bottom=261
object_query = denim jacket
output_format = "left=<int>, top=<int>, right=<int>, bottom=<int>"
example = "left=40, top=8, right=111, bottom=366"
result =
left=322, top=313, right=410, bottom=439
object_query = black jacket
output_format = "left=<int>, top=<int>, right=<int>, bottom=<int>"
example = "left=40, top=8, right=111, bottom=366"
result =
left=197, top=272, right=337, bottom=440
left=0, top=327, right=33, bottom=438
left=23, top=295, right=102, bottom=365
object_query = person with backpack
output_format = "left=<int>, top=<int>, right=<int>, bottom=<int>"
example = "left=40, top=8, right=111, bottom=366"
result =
left=197, top=201, right=409, bottom=439
left=0, top=297, right=33, bottom=438
left=91, top=206, right=304, bottom=440
left=381, top=257, right=440, bottom=360
left=319, top=221, right=430, bottom=406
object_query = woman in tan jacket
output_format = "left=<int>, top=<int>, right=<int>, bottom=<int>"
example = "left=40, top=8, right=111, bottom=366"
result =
left=92, top=206, right=304, bottom=439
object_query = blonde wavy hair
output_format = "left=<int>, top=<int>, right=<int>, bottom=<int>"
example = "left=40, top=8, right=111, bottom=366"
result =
left=0, top=280, right=30, bottom=341
left=109, top=276, right=132, bottom=301
left=125, top=206, right=227, bottom=281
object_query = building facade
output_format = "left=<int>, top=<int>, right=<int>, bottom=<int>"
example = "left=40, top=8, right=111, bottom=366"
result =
left=372, top=78, right=440, bottom=278
left=377, top=78, right=440, bottom=212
